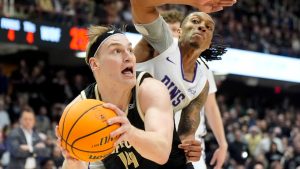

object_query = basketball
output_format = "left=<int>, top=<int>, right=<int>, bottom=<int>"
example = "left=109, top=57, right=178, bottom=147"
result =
left=58, top=99, right=120, bottom=162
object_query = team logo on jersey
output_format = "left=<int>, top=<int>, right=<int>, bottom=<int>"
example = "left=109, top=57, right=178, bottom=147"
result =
left=188, top=88, right=196, bottom=95
left=128, top=103, right=135, bottom=110
left=166, top=57, right=175, bottom=64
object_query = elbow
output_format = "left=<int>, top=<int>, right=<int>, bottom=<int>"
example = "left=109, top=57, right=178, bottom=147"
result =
left=155, top=142, right=171, bottom=165
left=155, top=152, right=169, bottom=165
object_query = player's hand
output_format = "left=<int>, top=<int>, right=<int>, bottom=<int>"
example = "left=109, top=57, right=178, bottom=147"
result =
left=103, top=103, right=134, bottom=146
left=193, top=0, right=237, bottom=13
left=210, top=145, right=227, bottom=169
left=178, top=139, right=202, bottom=162
left=55, top=126, right=87, bottom=169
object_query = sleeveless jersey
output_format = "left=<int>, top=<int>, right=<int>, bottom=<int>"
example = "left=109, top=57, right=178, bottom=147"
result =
left=81, top=71, right=190, bottom=169
left=195, top=59, right=217, bottom=138
left=81, top=72, right=159, bottom=169
left=137, top=40, right=207, bottom=112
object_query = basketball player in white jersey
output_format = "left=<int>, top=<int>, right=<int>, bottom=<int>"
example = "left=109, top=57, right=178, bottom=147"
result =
left=131, top=0, right=235, bottom=163
left=160, top=10, right=228, bottom=169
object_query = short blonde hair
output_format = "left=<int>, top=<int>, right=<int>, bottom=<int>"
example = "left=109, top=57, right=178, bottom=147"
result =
left=85, top=26, right=110, bottom=64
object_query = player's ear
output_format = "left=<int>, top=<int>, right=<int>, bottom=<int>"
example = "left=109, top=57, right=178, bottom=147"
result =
left=178, top=28, right=182, bottom=36
left=89, top=57, right=100, bottom=70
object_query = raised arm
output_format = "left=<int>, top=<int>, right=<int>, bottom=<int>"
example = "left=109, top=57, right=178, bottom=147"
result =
left=130, top=0, right=237, bottom=24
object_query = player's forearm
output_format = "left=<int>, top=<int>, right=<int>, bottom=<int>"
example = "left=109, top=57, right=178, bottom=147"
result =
left=178, top=109, right=201, bottom=138
left=205, top=94, right=227, bottom=148
left=131, top=0, right=200, bottom=9
left=130, top=0, right=199, bottom=24
left=128, top=126, right=172, bottom=164
left=178, top=81, right=209, bottom=138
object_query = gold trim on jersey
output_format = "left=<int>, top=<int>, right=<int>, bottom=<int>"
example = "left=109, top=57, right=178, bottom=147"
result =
left=80, top=90, right=87, bottom=99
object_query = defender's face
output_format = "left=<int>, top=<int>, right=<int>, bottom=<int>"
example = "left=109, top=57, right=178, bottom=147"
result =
left=180, top=12, right=215, bottom=50
left=90, top=34, right=136, bottom=88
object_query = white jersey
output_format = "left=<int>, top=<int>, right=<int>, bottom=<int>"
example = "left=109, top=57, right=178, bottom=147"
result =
left=135, top=16, right=207, bottom=112
left=137, top=41, right=207, bottom=112
left=174, top=60, right=217, bottom=135
left=195, top=59, right=217, bottom=137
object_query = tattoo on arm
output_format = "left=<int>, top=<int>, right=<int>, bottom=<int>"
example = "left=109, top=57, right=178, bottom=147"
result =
left=178, top=81, right=209, bottom=138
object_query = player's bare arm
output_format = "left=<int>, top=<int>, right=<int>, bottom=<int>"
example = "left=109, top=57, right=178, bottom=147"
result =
left=134, top=38, right=156, bottom=63
left=130, top=0, right=237, bottom=24
left=178, top=81, right=209, bottom=139
left=132, top=77, right=174, bottom=164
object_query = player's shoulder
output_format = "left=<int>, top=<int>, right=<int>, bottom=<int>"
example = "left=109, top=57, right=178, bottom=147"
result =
left=65, top=95, right=83, bottom=110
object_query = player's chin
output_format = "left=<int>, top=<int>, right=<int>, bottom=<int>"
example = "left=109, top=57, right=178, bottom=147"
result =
left=122, top=76, right=136, bottom=87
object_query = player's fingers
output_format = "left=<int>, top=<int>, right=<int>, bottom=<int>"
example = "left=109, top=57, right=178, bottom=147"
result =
left=114, top=134, right=126, bottom=146
left=103, top=103, right=125, bottom=116
left=210, top=153, right=217, bottom=165
left=110, top=125, right=127, bottom=138
left=211, top=6, right=223, bottom=12
left=182, top=139, right=201, bottom=146
left=107, top=116, right=127, bottom=126
left=55, top=126, right=61, bottom=138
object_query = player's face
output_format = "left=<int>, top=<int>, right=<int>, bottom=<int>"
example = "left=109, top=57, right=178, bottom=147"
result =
left=180, top=12, right=214, bottom=51
left=168, top=22, right=181, bottom=38
left=91, top=34, right=136, bottom=88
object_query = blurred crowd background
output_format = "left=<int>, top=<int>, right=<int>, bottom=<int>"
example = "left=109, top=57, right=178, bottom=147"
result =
left=1, top=0, right=300, bottom=58
left=0, top=0, right=300, bottom=169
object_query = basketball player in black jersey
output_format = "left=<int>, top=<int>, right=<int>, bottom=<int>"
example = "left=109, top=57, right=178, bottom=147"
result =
left=56, top=26, right=174, bottom=169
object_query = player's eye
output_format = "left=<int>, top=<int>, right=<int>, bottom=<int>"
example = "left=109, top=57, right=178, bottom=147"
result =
left=192, top=19, right=200, bottom=24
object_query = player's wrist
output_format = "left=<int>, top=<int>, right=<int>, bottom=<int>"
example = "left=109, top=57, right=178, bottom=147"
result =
left=126, top=125, right=138, bottom=143
left=219, top=142, right=228, bottom=149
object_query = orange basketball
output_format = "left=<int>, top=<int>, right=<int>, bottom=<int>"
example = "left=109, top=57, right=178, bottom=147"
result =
left=58, top=99, right=120, bottom=162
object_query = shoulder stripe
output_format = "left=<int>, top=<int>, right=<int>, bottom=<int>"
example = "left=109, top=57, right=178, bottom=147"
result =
left=94, top=84, right=100, bottom=100
left=80, top=90, right=87, bottom=99
left=135, top=71, right=148, bottom=122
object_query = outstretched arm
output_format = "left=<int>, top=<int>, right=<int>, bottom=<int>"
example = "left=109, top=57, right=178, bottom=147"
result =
left=130, top=0, right=237, bottom=24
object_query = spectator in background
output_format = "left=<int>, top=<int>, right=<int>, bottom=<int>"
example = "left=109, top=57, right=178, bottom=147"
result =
left=0, top=129, right=7, bottom=163
left=252, top=161, right=265, bottom=169
left=0, top=98, right=10, bottom=130
left=265, top=141, right=283, bottom=165
left=0, top=68, right=8, bottom=95
left=35, top=106, right=51, bottom=134
left=245, top=125, right=262, bottom=156
left=93, top=0, right=124, bottom=25
left=7, top=106, right=50, bottom=169
left=285, top=133, right=300, bottom=169
left=229, top=130, right=249, bottom=167
left=40, top=158, right=56, bottom=169
left=51, top=146, right=63, bottom=168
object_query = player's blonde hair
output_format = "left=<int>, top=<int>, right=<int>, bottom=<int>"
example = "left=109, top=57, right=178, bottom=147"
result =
left=85, top=26, right=110, bottom=64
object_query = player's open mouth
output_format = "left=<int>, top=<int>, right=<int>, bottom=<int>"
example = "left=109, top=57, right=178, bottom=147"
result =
left=121, top=67, right=133, bottom=76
